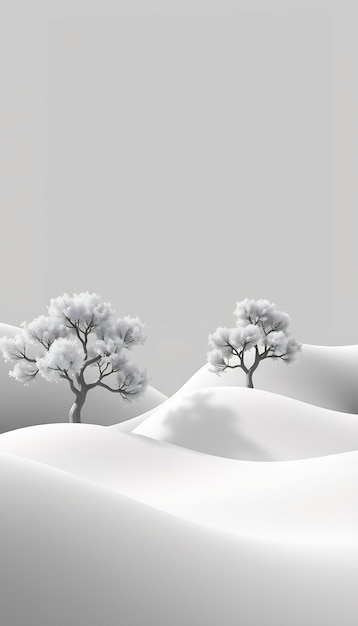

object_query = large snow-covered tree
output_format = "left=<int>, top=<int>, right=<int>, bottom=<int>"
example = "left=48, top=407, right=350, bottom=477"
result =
left=207, top=298, right=301, bottom=388
left=0, top=292, right=149, bottom=423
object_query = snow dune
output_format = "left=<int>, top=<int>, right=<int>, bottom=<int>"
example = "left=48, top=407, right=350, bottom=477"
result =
left=176, top=344, right=358, bottom=413
left=1, top=423, right=358, bottom=625
left=0, top=422, right=358, bottom=542
left=2, top=449, right=357, bottom=626
left=133, top=386, right=358, bottom=460
left=2, top=329, right=358, bottom=624
left=0, top=323, right=166, bottom=432
left=112, top=343, right=358, bottom=435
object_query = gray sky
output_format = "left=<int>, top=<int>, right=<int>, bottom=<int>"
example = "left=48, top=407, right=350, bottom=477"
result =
left=1, top=0, right=356, bottom=395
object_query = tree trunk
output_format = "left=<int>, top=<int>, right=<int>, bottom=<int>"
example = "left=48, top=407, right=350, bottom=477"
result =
left=69, top=389, right=87, bottom=423
left=246, top=370, right=254, bottom=388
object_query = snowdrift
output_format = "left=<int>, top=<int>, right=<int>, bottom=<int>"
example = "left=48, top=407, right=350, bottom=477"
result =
left=2, top=331, right=358, bottom=625
left=0, top=422, right=358, bottom=541
left=1, top=424, right=358, bottom=625
left=2, top=448, right=358, bottom=626
left=133, top=386, right=358, bottom=460
left=176, top=344, right=358, bottom=413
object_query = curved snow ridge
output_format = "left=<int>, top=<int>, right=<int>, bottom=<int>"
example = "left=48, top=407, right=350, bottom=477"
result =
left=2, top=451, right=358, bottom=626
left=174, top=343, right=358, bottom=413
left=1, top=423, right=358, bottom=543
left=113, top=343, right=358, bottom=431
left=0, top=448, right=356, bottom=550
left=0, top=322, right=20, bottom=336
left=133, top=386, right=358, bottom=461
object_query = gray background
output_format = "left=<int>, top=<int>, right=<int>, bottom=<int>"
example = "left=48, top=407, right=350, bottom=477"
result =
left=0, top=0, right=356, bottom=395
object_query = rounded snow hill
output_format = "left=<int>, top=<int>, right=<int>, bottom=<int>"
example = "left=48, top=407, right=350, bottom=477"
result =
left=0, top=422, right=358, bottom=542
left=0, top=323, right=166, bottom=433
left=1, top=423, right=358, bottom=626
left=177, top=344, right=358, bottom=413
left=133, top=386, right=358, bottom=461
left=112, top=343, right=358, bottom=433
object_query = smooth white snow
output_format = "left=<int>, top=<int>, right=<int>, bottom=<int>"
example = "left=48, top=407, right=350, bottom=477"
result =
left=2, top=449, right=357, bottom=626
left=0, top=422, right=358, bottom=543
left=112, top=343, right=358, bottom=434
left=2, top=323, right=358, bottom=625
left=133, top=386, right=358, bottom=460
left=176, top=343, right=358, bottom=413
left=1, top=422, right=358, bottom=625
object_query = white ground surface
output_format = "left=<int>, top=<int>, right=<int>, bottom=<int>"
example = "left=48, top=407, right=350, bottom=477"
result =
left=176, top=343, right=358, bottom=413
left=1, top=332, right=358, bottom=625
left=133, top=386, right=358, bottom=460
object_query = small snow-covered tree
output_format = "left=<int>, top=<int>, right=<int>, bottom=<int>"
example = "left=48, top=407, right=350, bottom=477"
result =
left=207, top=298, right=301, bottom=388
left=0, top=292, right=149, bottom=423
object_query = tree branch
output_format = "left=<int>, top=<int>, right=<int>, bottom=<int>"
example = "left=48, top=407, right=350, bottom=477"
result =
left=29, top=330, right=53, bottom=351
left=21, top=369, right=39, bottom=383
left=261, top=351, right=285, bottom=360
left=22, top=354, right=37, bottom=364
left=96, top=381, right=122, bottom=394
left=96, top=379, right=140, bottom=399
left=59, top=371, right=80, bottom=394
left=99, top=361, right=111, bottom=377
left=14, top=348, right=37, bottom=364
left=85, top=358, right=115, bottom=390
left=82, top=354, right=102, bottom=371
left=63, top=314, right=88, bottom=358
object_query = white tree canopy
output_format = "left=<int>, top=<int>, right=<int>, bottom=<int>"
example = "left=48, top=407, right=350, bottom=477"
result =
left=207, top=298, right=301, bottom=387
left=0, top=292, right=149, bottom=422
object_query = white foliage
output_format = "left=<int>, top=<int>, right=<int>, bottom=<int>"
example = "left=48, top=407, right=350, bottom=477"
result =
left=24, top=315, right=68, bottom=348
left=229, top=324, right=263, bottom=350
left=264, top=331, right=301, bottom=361
left=234, top=298, right=271, bottom=325
left=281, top=336, right=302, bottom=362
left=208, top=327, right=232, bottom=358
left=0, top=292, right=148, bottom=421
left=207, top=324, right=264, bottom=372
left=207, top=349, right=228, bottom=373
left=93, top=336, right=125, bottom=357
left=264, top=330, right=288, bottom=354
left=103, top=351, right=128, bottom=372
left=266, top=308, right=290, bottom=332
left=37, top=337, right=85, bottom=382
left=9, top=361, right=39, bottom=385
left=208, top=298, right=301, bottom=383
left=234, top=298, right=290, bottom=332
left=116, top=362, right=149, bottom=399
left=0, top=333, right=27, bottom=362
left=112, top=316, right=146, bottom=348
left=48, top=292, right=113, bottom=332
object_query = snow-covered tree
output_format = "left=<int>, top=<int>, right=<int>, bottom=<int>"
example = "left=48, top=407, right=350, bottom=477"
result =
left=207, top=298, right=301, bottom=388
left=0, top=292, right=149, bottom=423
